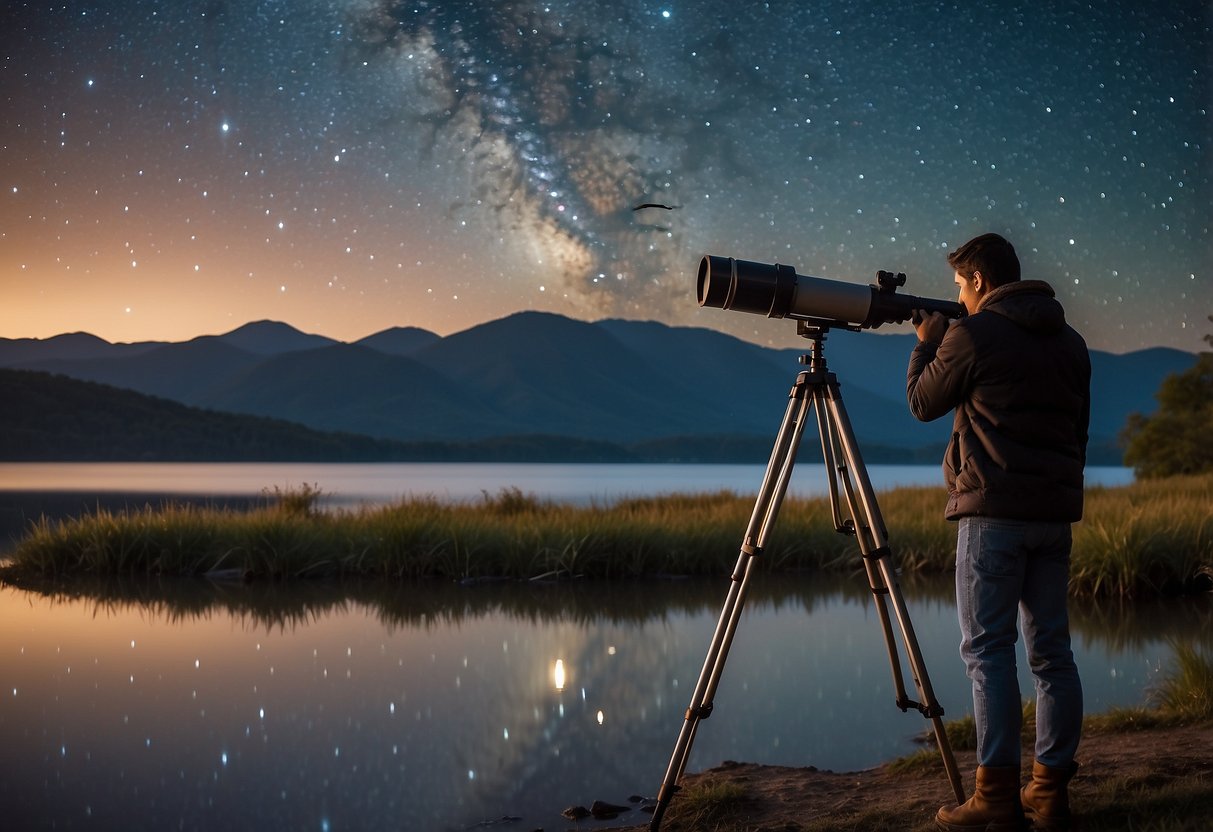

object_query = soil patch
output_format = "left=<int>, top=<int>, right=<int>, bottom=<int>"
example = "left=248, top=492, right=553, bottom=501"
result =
left=617, top=723, right=1213, bottom=831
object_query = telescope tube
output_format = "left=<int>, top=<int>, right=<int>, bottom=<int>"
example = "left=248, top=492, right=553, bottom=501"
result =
left=697, top=255, right=965, bottom=328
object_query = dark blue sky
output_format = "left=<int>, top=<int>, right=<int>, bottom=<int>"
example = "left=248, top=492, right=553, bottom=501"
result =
left=2, top=1, right=1209, bottom=352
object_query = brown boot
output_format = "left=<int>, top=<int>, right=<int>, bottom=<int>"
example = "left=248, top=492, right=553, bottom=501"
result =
left=936, top=765, right=1026, bottom=831
left=1021, top=760, right=1078, bottom=829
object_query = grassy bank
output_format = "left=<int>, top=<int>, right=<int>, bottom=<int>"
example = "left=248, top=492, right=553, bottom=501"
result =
left=3, top=474, right=1210, bottom=596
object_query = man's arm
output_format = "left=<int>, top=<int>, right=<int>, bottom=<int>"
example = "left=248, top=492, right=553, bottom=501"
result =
left=906, top=312, right=973, bottom=422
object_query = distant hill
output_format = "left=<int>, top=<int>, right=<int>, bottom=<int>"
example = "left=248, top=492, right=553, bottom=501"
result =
left=0, top=331, right=161, bottom=363
left=208, top=319, right=338, bottom=355
left=0, top=369, right=421, bottom=461
left=353, top=326, right=441, bottom=356
left=1, top=315, right=1198, bottom=464
left=194, top=343, right=495, bottom=440
left=0, top=369, right=799, bottom=463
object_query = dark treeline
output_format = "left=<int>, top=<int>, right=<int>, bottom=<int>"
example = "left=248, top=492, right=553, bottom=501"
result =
left=2, top=369, right=413, bottom=461
left=1, top=369, right=944, bottom=463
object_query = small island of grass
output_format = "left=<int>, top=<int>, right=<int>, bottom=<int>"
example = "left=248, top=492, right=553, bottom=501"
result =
left=2, top=474, right=1210, bottom=598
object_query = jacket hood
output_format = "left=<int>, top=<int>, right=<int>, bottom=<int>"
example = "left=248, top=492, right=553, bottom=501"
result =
left=977, top=280, right=1067, bottom=334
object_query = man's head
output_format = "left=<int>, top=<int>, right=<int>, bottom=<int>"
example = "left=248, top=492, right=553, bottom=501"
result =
left=947, top=233, right=1020, bottom=314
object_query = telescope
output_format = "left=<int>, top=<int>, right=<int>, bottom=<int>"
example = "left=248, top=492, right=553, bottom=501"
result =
left=648, top=253, right=970, bottom=831
left=697, top=254, right=965, bottom=329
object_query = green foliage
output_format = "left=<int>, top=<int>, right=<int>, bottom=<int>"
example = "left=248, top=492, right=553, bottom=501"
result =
left=1121, top=347, right=1213, bottom=478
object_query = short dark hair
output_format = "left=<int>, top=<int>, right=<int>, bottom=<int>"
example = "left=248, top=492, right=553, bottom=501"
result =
left=947, top=233, right=1020, bottom=287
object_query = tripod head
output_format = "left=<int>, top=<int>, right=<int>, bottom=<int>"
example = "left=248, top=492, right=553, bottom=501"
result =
left=796, top=320, right=832, bottom=374
left=796, top=320, right=832, bottom=339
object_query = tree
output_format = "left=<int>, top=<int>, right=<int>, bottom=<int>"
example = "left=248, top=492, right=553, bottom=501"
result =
left=1120, top=316, right=1213, bottom=478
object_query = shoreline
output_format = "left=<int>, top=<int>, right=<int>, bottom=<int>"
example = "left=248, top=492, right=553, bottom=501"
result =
left=619, top=720, right=1213, bottom=831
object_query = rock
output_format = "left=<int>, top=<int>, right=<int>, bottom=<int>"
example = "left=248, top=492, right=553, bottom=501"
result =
left=590, top=800, right=632, bottom=819
left=561, top=805, right=590, bottom=820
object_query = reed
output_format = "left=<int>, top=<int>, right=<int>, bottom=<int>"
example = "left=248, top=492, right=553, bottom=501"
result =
left=1071, top=474, right=1213, bottom=597
left=1148, top=642, right=1213, bottom=723
left=4, top=475, right=1210, bottom=596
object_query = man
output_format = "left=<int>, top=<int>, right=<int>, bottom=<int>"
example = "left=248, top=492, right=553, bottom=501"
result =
left=907, top=233, right=1090, bottom=832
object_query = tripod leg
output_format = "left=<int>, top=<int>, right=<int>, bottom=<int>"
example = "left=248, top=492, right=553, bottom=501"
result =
left=875, top=556, right=966, bottom=804
left=648, top=375, right=813, bottom=831
left=820, top=382, right=966, bottom=806
left=812, top=384, right=916, bottom=712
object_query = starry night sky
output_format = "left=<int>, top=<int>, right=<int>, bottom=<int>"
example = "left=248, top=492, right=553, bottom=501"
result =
left=2, top=1, right=1209, bottom=353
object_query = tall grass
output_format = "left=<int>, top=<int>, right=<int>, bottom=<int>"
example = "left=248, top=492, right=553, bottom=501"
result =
left=648, top=777, right=754, bottom=832
left=1148, top=642, right=1213, bottom=723
left=4, top=475, right=1210, bottom=596
left=1071, top=474, right=1213, bottom=596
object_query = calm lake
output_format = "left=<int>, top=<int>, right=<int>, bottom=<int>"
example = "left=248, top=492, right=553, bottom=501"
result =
left=2, top=462, right=1197, bottom=831
left=0, top=462, right=1136, bottom=532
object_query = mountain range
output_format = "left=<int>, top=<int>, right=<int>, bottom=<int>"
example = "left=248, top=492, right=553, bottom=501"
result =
left=0, top=313, right=1198, bottom=463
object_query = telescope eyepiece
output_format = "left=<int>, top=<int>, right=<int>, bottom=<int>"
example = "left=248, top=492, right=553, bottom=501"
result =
left=877, top=270, right=907, bottom=291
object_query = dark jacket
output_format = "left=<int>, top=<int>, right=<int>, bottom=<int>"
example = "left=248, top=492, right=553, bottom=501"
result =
left=906, top=280, right=1090, bottom=521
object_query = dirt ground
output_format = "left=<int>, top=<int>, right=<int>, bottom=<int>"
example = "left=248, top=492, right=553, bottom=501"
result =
left=614, top=723, right=1213, bottom=831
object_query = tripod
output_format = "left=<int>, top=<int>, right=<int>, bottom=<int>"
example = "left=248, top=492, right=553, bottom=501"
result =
left=648, top=322, right=965, bottom=831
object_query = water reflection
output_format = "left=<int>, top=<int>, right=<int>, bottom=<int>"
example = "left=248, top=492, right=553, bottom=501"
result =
left=7, top=571, right=1208, bottom=651
left=0, top=572, right=1207, bottom=831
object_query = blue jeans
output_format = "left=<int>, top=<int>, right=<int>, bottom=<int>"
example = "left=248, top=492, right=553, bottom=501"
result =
left=955, top=517, right=1083, bottom=769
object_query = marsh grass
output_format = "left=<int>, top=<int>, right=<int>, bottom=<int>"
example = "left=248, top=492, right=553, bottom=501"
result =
left=1148, top=642, right=1213, bottom=723
left=1072, top=474, right=1213, bottom=597
left=5, top=475, right=1210, bottom=595
left=1077, top=642, right=1213, bottom=733
left=650, top=777, right=754, bottom=832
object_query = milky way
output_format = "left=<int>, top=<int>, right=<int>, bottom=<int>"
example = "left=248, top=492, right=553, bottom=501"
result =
left=1, top=0, right=1208, bottom=352
left=348, top=0, right=691, bottom=313
left=342, top=0, right=841, bottom=318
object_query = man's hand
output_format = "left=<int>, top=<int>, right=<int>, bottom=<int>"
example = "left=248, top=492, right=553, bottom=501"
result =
left=914, top=310, right=949, bottom=345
